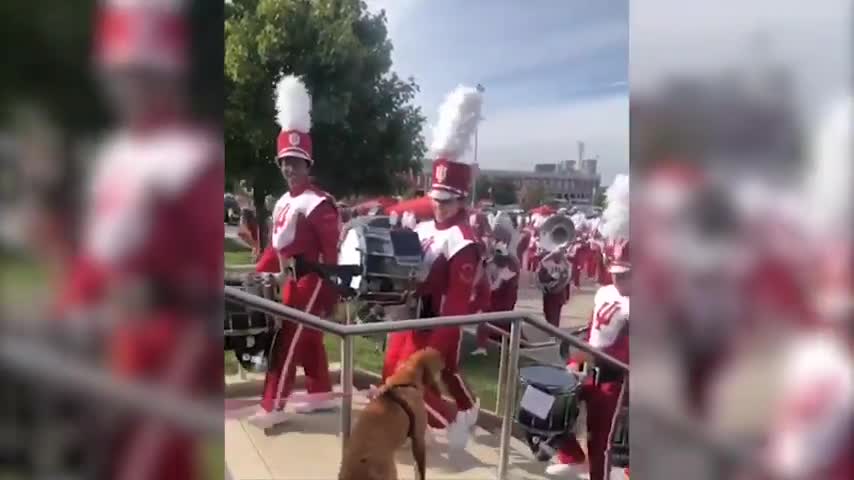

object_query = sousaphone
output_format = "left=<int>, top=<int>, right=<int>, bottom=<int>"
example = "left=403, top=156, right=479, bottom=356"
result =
left=536, top=214, right=576, bottom=292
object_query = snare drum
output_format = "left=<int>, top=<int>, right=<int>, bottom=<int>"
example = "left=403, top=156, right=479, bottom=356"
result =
left=338, top=216, right=423, bottom=304
left=515, top=365, right=582, bottom=461
left=224, top=273, right=277, bottom=372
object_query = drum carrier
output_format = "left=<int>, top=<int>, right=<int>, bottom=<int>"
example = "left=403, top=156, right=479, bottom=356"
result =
left=338, top=215, right=423, bottom=306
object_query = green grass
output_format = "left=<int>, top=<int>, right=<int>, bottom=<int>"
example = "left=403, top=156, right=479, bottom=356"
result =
left=225, top=250, right=254, bottom=267
left=224, top=237, right=254, bottom=267
left=0, top=252, right=49, bottom=301
left=323, top=332, right=538, bottom=412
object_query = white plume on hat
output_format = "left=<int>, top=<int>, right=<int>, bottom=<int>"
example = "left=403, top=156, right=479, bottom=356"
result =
left=430, top=85, right=484, bottom=159
left=600, top=174, right=630, bottom=240
left=804, top=95, right=851, bottom=237
left=274, top=75, right=312, bottom=132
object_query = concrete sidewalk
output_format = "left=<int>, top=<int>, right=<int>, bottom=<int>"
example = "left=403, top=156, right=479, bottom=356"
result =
left=224, top=386, right=628, bottom=480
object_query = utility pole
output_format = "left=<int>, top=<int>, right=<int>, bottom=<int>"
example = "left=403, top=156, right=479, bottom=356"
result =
left=472, top=83, right=485, bottom=208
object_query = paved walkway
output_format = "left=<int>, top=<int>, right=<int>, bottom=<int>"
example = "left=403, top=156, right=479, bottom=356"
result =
left=225, top=386, right=628, bottom=480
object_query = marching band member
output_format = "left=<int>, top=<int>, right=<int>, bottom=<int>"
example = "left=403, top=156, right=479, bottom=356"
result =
left=249, top=75, right=340, bottom=428
left=540, top=248, right=571, bottom=328
left=58, top=1, right=223, bottom=478
left=474, top=213, right=523, bottom=355
left=516, top=222, right=532, bottom=264
left=549, top=242, right=631, bottom=479
left=382, top=85, right=484, bottom=449
left=568, top=214, right=589, bottom=288
left=549, top=176, right=630, bottom=479
left=758, top=96, right=852, bottom=480
left=469, top=210, right=494, bottom=322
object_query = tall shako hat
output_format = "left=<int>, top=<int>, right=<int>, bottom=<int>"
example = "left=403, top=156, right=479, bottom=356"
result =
left=274, top=75, right=314, bottom=165
left=93, top=0, right=189, bottom=73
left=601, top=174, right=630, bottom=273
left=428, top=85, right=484, bottom=200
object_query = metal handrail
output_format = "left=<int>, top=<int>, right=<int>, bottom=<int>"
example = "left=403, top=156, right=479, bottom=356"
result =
left=0, top=336, right=221, bottom=435
left=224, top=286, right=628, bottom=371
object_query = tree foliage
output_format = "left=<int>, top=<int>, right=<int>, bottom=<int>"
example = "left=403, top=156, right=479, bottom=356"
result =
left=594, top=187, right=607, bottom=208
left=225, top=0, right=427, bottom=208
left=519, top=183, right=547, bottom=211
left=491, top=179, right=518, bottom=205
left=475, top=177, right=517, bottom=205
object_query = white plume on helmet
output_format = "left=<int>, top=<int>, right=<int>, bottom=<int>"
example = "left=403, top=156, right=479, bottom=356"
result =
left=804, top=96, right=851, bottom=238
left=430, top=85, right=484, bottom=160
left=274, top=75, right=312, bottom=132
left=600, top=174, right=630, bottom=240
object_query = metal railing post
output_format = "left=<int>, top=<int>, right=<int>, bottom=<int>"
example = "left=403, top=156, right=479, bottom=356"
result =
left=497, top=319, right=522, bottom=480
left=495, top=334, right=509, bottom=413
left=341, top=303, right=354, bottom=449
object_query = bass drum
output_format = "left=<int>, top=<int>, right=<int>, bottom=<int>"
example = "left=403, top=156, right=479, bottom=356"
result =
left=515, top=365, right=583, bottom=462
left=338, top=216, right=423, bottom=305
left=224, top=272, right=278, bottom=372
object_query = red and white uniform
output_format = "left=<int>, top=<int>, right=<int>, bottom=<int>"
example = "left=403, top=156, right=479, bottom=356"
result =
left=557, top=283, right=630, bottom=480
left=255, top=184, right=340, bottom=412
left=567, top=238, right=587, bottom=288
left=762, top=333, right=853, bottom=480
left=476, top=256, right=521, bottom=348
left=516, top=228, right=532, bottom=265
left=59, top=125, right=223, bottom=480
left=382, top=210, right=480, bottom=428
left=540, top=250, right=571, bottom=328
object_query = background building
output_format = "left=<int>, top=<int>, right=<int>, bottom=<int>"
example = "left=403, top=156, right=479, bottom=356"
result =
left=416, top=154, right=602, bottom=205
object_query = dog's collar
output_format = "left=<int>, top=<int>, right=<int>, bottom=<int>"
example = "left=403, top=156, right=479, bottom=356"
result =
left=381, top=384, right=418, bottom=440
left=386, top=383, right=417, bottom=391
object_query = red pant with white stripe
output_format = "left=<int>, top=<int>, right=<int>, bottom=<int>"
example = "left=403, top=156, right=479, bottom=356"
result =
left=543, top=288, right=568, bottom=328
left=557, top=379, right=626, bottom=480
left=108, top=316, right=222, bottom=480
left=260, top=274, right=334, bottom=412
left=383, top=327, right=477, bottom=428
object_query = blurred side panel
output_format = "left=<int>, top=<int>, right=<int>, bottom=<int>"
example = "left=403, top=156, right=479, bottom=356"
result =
left=630, top=1, right=851, bottom=479
left=0, top=0, right=224, bottom=479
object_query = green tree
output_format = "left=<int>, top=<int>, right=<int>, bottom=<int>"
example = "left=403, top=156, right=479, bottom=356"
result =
left=594, top=187, right=607, bottom=208
left=474, top=176, right=494, bottom=202
left=225, top=0, right=427, bottom=246
left=491, top=179, right=517, bottom=205
left=520, top=183, right=546, bottom=211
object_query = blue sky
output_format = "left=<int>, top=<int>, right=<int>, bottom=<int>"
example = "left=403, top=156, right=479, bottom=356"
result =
left=364, top=0, right=630, bottom=185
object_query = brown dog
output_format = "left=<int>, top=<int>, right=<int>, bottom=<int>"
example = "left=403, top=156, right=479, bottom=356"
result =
left=339, top=348, right=444, bottom=480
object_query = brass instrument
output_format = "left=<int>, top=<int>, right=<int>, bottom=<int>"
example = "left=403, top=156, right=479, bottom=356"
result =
left=535, top=214, right=576, bottom=293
